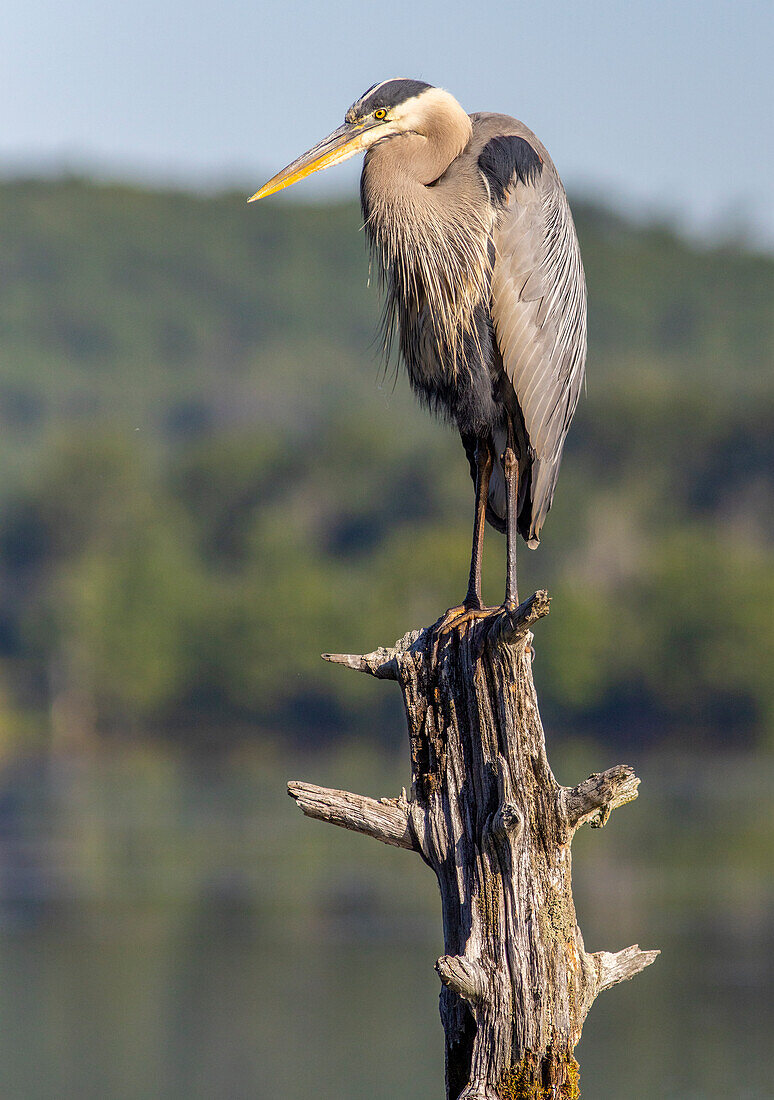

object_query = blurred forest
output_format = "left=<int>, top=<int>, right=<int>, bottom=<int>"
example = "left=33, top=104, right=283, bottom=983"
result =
left=0, top=176, right=771, bottom=755
left=0, top=174, right=771, bottom=1100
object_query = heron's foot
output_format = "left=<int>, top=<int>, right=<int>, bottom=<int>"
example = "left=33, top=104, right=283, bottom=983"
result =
left=430, top=601, right=498, bottom=663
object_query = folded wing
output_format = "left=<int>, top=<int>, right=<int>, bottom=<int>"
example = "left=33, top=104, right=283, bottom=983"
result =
left=477, top=122, right=587, bottom=546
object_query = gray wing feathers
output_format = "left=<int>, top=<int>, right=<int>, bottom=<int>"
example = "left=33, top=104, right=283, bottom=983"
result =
left=491, top=172, right=587, bottom=545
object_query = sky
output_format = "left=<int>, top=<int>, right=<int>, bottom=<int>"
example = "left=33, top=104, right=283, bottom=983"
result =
left=3, top=0, right=773, bottom=245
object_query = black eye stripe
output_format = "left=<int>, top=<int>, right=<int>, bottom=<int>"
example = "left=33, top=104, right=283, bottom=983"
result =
left=348, top=78, right=432, bottom=119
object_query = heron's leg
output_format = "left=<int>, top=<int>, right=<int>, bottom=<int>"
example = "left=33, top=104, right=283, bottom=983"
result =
left=464, top=438, right=494, bottom=610
left=503, top=426, right=520, bottom=612
left=430, top=439, right=496, bottom=658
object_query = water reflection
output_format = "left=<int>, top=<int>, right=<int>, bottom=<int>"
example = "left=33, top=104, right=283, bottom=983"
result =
left=0, top=749, right=769, bottom=1098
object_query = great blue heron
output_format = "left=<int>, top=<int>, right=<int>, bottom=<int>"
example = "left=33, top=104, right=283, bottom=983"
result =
left=250, top=78, right=586, bottom=631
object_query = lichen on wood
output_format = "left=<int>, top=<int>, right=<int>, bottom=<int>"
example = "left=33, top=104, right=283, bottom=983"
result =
left=288, top=591, right=658, bottom=1098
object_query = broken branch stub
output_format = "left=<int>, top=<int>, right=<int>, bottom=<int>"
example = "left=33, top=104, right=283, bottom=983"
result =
left=287, top=781, right=417, bottom=850
left=562, top=765, right=642, bottom=830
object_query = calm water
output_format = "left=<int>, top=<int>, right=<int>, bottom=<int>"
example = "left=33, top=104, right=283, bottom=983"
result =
left=0, top=747, right=770, bottom=1099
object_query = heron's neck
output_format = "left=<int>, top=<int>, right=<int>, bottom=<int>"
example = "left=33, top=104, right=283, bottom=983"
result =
left=361, top=96, right=491, bottom=361
left=365, top=100, right=472, bottom=194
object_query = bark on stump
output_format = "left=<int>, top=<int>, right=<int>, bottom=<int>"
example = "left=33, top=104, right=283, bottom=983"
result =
left=288, top=591, right=658, bottom=1099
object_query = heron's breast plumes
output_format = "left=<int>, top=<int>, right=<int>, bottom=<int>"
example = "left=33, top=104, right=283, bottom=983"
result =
left=361, top=158, right=495, bottom=380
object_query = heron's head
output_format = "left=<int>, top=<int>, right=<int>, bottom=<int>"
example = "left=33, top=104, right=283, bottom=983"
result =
left=249, top=78, right=466, bottom=201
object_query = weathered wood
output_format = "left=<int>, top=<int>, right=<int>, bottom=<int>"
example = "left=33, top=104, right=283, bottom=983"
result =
left=289, top=592, right=658, bottom=1099
left=321, top=644, right=401, bottom=680
left=592, top=944, right=662, bottom=992
left=562, top=765, right=641, bottom=830
left=287, top=781, right=416, bottom=850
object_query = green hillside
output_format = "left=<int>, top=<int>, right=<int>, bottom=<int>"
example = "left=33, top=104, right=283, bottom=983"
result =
left=0, top=177, right=771, bottom=751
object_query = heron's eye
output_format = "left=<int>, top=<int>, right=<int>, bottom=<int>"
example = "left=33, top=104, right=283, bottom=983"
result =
left=373, top=108, right=388, bottom=120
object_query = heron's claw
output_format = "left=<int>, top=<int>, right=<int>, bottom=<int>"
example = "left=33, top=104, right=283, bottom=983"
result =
left=430, top=602, right=498, bottom=664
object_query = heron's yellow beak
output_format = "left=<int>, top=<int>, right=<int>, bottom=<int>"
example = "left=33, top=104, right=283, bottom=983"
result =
left=248, top=121, right=382, bottom=202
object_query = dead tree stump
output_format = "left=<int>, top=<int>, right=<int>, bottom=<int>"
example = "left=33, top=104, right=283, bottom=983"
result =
left=288, top=591, right=658, bottom=1099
